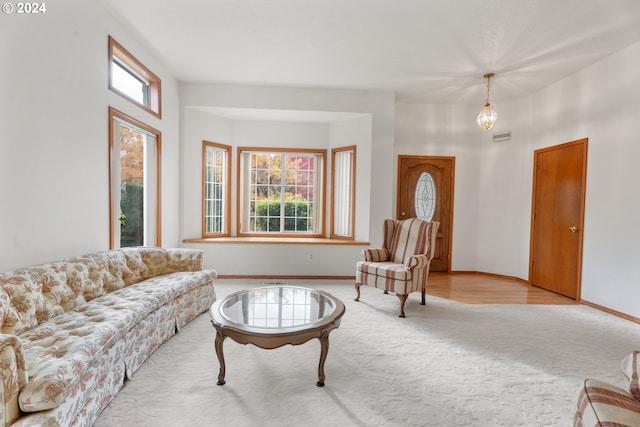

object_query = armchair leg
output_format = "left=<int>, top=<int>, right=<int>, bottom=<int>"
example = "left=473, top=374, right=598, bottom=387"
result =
left=397, top=294, right=408, bottom=318
left=421, top=289, right=426, bottom=305
left=354, top=284, right=361, bottom=302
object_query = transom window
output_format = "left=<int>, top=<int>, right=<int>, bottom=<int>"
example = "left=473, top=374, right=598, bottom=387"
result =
left=108, top=36, right=161, bottom=118
left=238, top=148, right=325, bottom=236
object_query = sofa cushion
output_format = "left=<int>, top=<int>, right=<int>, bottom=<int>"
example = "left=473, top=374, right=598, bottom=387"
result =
left=574, top=379, right=640, bottom=427
left=103, top=251, right=133, bottom=292
left=166, top=248, right=204, bottom=272
left=62, top=255, right=108, bottom=302
left=36, top=264, right=79, bottom=323
left=0, top=271, right=44, bottom=335
left=621, top=350, right=640, bottom=400
left=0, top=289, right=21, bottom=334
left=18, top=293, right=148, bottom=412
left=138, top=247, right=170, bottom=278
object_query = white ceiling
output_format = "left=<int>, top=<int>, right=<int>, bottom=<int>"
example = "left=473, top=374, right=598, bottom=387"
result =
left=100, top=0, right=640, bottom=105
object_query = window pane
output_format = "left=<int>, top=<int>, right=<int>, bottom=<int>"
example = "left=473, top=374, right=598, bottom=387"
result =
left=242, top=150, right=323, bottom=234
left=111, top=110, right=160, bottom=249
left=112, top=61, right=147, bottom=104
left=109, top=37, right=161, bottom=117
left=204, top=144, right=228, bottom=235
left=415, top=172, right=436, bottom=221
left=332, top=148, right=355, bottom=238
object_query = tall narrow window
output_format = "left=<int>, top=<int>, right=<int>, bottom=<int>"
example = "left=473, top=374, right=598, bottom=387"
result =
left=238, top=148, right=325, bottom=237
left=108, top=36, right=161, bottom=118
left=203, top=141, right=231, bottom=237
left=331, top=146, right=356, bottom=239
left=109, top=107, right=161, bottom=248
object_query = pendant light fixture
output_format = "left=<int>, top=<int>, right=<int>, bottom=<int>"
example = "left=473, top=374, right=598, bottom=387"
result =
left=477, top=72, right=497, bottom=131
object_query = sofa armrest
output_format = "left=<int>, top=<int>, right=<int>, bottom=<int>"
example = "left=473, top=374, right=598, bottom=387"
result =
left=0, top=334, right=28, bottom=427
left=362, top=248, right=390, bottom=262
left=166, top=248, right=204, bottom=272
left=405, top=254, right=429, bottom=270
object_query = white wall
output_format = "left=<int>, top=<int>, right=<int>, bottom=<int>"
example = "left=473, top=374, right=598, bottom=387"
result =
left=0, top=0, right=181, bottom=271
left=179, top=84, right=394, bottom=276
left=394, top=103, right=484, bottom=271
left=395, top=40, right=640, bottom=318
left=329, top=115, right=373, bottom=240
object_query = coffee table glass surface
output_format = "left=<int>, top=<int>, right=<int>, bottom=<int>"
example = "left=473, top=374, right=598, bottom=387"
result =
left=210, top=285, right=345, bottom=387
left=219, top=286, right=338, bottom=331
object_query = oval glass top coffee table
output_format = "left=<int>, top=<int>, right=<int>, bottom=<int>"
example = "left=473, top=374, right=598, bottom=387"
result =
left=209, top=285, right=345, bottom=387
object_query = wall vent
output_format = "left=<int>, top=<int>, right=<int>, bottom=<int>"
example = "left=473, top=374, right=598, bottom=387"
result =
left=493, top=131, right=511, bottom=142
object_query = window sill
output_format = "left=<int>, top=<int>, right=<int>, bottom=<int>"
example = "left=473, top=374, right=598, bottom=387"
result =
left=183, top=237, right=370, bottom=245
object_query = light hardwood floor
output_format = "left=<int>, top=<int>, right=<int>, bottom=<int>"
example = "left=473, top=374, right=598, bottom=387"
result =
left=427, top=272, right=578, bottom=305
left=219, top=273, right=578, bottom=305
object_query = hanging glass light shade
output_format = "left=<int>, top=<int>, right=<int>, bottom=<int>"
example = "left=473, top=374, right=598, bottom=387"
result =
left=477, top=73, right=497, bottom=131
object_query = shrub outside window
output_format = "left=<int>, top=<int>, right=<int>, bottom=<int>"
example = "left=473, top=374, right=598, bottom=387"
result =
left=109, top=107, right=161, bottom=249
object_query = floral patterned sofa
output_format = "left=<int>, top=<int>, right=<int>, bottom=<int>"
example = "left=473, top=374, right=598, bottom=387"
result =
left=574, top=351, right=640, bottom=426
left=0, top=247, right=217, bottom=427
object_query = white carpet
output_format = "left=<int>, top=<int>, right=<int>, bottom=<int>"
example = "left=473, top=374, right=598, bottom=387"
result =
left=94, top=280, right=640, bottom=427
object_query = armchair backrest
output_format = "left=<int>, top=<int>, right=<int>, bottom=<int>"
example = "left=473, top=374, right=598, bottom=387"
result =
left=384, top=218, right=437, bottom=264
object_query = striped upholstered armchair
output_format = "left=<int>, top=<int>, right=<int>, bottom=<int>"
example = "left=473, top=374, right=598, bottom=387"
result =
left=355, top=218, right=439, bottom=317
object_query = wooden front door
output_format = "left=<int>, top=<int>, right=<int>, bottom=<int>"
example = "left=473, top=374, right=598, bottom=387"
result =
left=397, top=156, right=454, bottom=272
left=530, top=139, right=588, bottom=299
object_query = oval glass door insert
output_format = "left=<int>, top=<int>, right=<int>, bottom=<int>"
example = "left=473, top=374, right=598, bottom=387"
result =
left=415, top=172, right=436, bottom=221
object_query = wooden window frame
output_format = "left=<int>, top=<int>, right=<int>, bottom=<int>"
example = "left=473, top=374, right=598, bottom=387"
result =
left=237, top=147, right=327, bottom=238
left=108, top=106, right=162, bottom=249
left=202, top=141, right=232, bottom=237
left=108, top=36, right=162, bottom=119
left=330, top=145, right=356, bottom=239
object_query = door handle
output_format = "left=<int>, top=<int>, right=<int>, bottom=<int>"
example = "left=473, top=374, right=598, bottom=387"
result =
left=569, top=226, right=578, bottom=233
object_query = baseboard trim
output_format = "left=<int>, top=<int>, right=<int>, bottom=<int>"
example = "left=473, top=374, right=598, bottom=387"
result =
left=218, top=271, right=529, bottom=284
left=580, top=299, right=640, bottom=324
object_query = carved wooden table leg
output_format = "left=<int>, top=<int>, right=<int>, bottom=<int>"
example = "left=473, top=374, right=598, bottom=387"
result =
left=316, top=333, right=330, bottom=387
left=214, top=332, right=226, bottom=385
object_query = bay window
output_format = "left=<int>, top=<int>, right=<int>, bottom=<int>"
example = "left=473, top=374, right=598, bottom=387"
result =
left=238, top=148, right=326, bottom=237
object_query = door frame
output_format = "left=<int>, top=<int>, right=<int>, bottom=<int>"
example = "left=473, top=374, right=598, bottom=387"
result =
left=528, top=138, right=588, bottom=300
left=396, top=155, right=455, bottom=272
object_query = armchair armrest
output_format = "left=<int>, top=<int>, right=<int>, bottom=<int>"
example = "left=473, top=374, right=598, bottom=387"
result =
left=0, top=334, right=28, bottom=427
left=362, top=248, right=390, bottom=262
left=404, top=254, right=430, bottom=270
left=621, top=350, right=640, bottom=399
